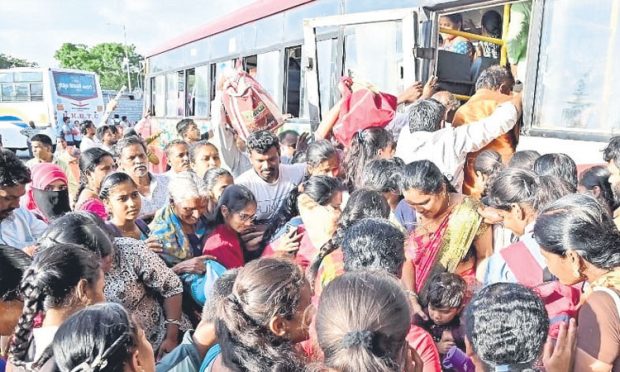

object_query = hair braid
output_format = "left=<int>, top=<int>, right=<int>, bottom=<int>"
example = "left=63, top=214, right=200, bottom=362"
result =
left=8, top=269, right=46, bottom=370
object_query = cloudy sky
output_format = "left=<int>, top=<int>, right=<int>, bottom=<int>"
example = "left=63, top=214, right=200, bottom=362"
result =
left=1, top=0, right=254, bottom=66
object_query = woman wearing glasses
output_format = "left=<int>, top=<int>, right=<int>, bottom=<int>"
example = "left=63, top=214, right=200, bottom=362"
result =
left=202, top=184, right=257, bottom=269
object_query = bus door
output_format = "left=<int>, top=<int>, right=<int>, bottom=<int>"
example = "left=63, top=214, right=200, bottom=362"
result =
left=303, top=8, right=423, bottom=126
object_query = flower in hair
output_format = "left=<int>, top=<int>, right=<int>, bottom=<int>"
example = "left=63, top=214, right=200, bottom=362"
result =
left=341, top=330, right=373, bottom=349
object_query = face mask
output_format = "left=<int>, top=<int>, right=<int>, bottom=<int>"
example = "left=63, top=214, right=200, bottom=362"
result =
left=33, top=189, right=71, bottom=221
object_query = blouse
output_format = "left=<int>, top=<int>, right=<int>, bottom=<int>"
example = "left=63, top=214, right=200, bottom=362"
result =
left=202, top=224, right=244, bottom=269
left=104, top=237, right=187, bottom=349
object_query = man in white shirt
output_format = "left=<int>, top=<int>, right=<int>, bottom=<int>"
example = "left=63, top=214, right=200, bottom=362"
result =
left=165, top=140, right=191, bottom=178
left=0, top=150, right=47, bottom=249
left=79, top=120, right=98, bottom=152
left=96, top=125, right=118, bottom=153
left=236, top=130, right=306, bottom=222
left=395, top=94, right=522, bottom=191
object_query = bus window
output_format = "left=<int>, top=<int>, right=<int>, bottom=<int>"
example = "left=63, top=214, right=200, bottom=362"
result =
left=0, top=73, right=11, bottom=83
left=194, top=65, right=210, bottom=117
left=30, top=83, right=43, bottom=101
left=284, top=46, right=301, bottom=117
left=317, top=38, right=338, bottom=119
left=14, top=71, right=42, bottom=83
left=149, top=77, right=156, bottom=116
left=155, top=75, right=166, bottom=118
left=1, top=84, right=15, bottom=102
left=343, top=21, right=403, bottom=94
left=255, top=51, right=282, bottom=110
left=209, top=64, right=217, bottom=103
left=533, top=0, right=620, bottom=133
left=177, top=71, right=185, bottom=116
left=243, top=55, right=258, bottom=77
left=186, top=68, right=196, bottom=117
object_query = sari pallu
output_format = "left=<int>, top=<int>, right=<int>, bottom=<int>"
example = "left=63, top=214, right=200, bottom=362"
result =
left=149, top=204, right=207, bottom=267
left=408, top=197, right=484, bottom=294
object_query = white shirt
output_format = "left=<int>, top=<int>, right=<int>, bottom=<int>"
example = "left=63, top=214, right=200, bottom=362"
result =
left=139, top=173, right=170, bottom=217
left=210, top=93, right=252, bottom=178
left=395, top=103, right=518, bottom=190
left=236, top=163, right=306, bottom=221
left=80, top=136, right=97, bottom=152
left=0, top=208, right=48, bottom=249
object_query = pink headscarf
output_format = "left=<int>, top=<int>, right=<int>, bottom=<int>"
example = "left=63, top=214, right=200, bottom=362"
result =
left=23, top=163, right=68, bottom=212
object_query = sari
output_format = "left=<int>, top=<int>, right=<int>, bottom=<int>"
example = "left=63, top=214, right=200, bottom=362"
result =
left=407, top=197, right=484, bottom=293
left=149, top=204, right=207, bottom=267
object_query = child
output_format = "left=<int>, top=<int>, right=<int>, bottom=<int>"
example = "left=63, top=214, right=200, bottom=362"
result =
left=415, top=273, right=467, bottom=363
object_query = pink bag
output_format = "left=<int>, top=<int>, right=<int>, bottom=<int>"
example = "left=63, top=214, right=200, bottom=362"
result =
left=221, top=71, right=285, bottom=140
left=332, top=78, right=398, bottom=147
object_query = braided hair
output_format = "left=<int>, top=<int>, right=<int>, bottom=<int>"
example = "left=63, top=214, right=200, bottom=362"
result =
left=306, top=189, right=390, bottom=286
left=9, top=244, right=101, bottom=371
left=215, top=258, right=307, bottom=371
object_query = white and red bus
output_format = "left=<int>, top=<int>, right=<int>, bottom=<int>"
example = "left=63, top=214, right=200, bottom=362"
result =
left=143, top=0, right=620, bottom=163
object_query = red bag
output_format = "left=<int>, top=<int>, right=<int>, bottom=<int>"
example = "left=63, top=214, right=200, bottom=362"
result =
left=501, top=241, right=581, bottom=339
left=221, top=71, right=285, bottom=141
left=332, top=78, right=398, bottom=147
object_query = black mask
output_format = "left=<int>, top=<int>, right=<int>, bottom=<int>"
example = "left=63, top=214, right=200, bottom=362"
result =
left=33, top=189, right=71, bottom=221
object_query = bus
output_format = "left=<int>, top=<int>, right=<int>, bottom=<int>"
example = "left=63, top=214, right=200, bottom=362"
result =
left=143, top=0, right=620, bottom=164
left=0, top=67, right=104, bottom=151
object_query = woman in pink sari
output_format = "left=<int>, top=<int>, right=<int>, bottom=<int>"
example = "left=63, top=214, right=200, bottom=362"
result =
left=401, top=160, right=492, bottom=298
left=74, top=147, right=116, bottom=220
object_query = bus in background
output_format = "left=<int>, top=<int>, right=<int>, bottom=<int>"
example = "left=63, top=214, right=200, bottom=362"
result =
left=0, top=67, right=104, bottom=152
left=143, top=0, right=620, bottom=164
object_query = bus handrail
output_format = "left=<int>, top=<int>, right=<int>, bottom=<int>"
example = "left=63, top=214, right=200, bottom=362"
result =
left=439, top=27, right=503, bottom=46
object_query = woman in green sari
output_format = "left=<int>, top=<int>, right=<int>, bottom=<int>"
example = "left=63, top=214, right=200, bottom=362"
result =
left=401, top=160, right=492, bottom=296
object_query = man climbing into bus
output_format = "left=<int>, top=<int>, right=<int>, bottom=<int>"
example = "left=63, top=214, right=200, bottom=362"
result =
left=603, top=136, right=620, bottom=229
left=452, top=65, right=517, bottom=198
left=176, top=119, right=201, bottom=145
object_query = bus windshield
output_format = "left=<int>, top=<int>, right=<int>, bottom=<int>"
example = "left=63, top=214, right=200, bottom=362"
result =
left=52, top=71, right=98, bottom=100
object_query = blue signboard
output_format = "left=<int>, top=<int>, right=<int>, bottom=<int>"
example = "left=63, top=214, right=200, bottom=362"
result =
left=52, top=72, right=98, bottom=100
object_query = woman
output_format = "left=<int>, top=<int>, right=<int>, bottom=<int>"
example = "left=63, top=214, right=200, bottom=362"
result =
left=472, top=149, right=504, bottom=199
left=578, top=165, right=615, bottom=214
left=344, top=127, right=394, bottom=191
left=476, top=10, right=502, bottom=59
left=52, top=302, right=155, bottom=372
left=534, top=194, right=620, bottom=370
left=75, top=147, right=116, bottom=220
left=190, top=141, right=222, bottom=178
left=149, top=171, right=211, bottom=274
left=212, top=258, right=312, bottom=371
left=202, top=185, right=257, bottom=269
left=439, top=13, right=472, bottom=56
left=401, top=160, right=492, bottom=295
left=22, top=163, right=71, bottom=222
left=8, top=244, right=105, bottom=371
left=308, top=188, right=390, bottom=292
left=40, top=212, right=187, bottom=353
left=116, top=135, right=170, bottom=220
left=99, top=172, right=163, bottom=254
left=306, top=139, right=341, bottom=178
left=203, top=168, right=234, bottom=215
left=315, top=270, right=421, bottom=372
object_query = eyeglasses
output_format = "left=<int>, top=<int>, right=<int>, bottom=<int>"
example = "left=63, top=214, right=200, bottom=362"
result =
left=238, top=212, right=256, bottom=222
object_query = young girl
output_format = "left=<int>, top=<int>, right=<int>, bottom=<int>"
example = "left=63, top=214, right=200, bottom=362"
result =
left=74, top=148, right=116, bottom=220
left=344, top=127, right=394, bottom=191
left=203, top=168, right=234, bottom=215
left=202, top=185, right=257, bottom=269
left=190, top=141, right=222, bottom=178
left=100, top=172, right=151, bottom=240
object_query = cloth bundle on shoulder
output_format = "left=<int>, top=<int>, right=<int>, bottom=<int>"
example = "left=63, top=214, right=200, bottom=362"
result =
left=221, top=70, right=285, bottom=140
left=332, top=77, right=398, bottom=147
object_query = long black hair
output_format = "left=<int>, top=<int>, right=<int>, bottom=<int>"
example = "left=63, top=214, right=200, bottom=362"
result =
left=211, top=184, right=257, bottom=226
left=9, top=244, right=101, bottom=370
left=75, top=147, right=113, bottom=205
left=344, top=128, right=392, bottom=191
left=578, top=165, right=615, bottom=212
left=307, top=189, right=390, bottom=285
left=400, top=160, right=457, bottom=194
left=53, top=302, right=141, bottom=372
left=0, top=244, right=32, bottom=302
left=99, top=172, right=137, bottom=201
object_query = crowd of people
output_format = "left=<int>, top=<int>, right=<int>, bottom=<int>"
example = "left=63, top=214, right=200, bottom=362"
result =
left=1, top=63, right=619, bottom=372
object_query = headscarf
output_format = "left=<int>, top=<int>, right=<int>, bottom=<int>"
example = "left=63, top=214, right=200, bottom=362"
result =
left=23, top=163, right=71, bottom=222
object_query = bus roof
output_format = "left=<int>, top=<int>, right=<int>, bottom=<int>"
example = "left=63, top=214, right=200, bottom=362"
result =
left=146, top=0, right=313, bottom=58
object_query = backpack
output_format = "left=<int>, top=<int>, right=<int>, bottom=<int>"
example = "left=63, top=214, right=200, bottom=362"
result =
left=501, top=241, right=581, bottom=339
left=332, top=77, right=398, bottom=147
left=221, top=71, right=285, bottom=141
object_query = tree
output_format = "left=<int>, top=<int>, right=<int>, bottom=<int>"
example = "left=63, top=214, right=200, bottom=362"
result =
left=54, top=42, right=143, bottom=90
left=0, top=53, right=38, bottom=68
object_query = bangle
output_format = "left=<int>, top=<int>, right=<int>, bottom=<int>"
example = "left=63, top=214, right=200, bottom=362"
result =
left=164, top=319, right=183, bottom=327
left=406, top=290, right=419, bottom=301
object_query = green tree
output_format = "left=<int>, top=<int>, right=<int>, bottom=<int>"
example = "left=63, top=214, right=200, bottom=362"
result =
left=54, top=42, right=143, bottom=90
left=0, top=53, right=38, bottom=68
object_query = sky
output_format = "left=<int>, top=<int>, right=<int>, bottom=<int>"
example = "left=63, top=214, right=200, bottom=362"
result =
left=0, top=0, right=254, bottom=67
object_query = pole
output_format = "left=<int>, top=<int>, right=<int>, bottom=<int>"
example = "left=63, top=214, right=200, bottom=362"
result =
left=123, top=24, right=132, bottom=92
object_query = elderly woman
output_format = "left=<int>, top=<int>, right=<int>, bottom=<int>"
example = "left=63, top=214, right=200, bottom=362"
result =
left=534, top=194, right=620, bottom=371
left=149, top=171, right=211, bottom=275
left=22, top=163, right=71, bottom=222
